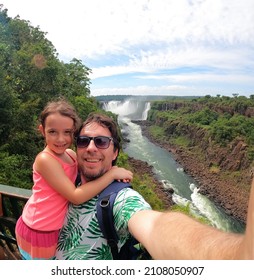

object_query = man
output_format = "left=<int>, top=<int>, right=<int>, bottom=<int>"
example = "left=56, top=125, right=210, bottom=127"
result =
left=55, top=112, right=254, bottom=260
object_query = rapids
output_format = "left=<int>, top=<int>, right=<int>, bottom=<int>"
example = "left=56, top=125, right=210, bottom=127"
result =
left=103, top=99, right=245, bottom=233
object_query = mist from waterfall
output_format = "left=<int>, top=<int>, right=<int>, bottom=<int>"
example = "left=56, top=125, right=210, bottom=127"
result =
left=103, top=99, right=150, bottom=120
left=103, top=99, right=245, bottom=233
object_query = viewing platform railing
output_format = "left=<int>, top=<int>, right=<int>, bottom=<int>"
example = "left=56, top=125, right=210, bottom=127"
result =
left=0, top=184, right=31, bottom=260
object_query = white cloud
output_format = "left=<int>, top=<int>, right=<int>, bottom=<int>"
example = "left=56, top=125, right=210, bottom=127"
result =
left=139, top=73, right=253, bottom=84
left=91, top=84, right=188, bottom=96
left=90, top=45, right=253, bottom=80
left=3, top=0, right=254, bottom=59
left=2, top=0, right=254, bottom=96
left=90, top=81, right=250, bottom=97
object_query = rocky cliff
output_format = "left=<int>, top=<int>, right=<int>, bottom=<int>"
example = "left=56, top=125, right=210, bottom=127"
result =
left=135, top=120, right=250, bottom=224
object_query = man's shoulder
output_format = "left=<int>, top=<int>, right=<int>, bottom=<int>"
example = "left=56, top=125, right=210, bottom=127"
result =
left=116, top=186, right=142, bottom=198
left=115, top=187, right=151, bottom=209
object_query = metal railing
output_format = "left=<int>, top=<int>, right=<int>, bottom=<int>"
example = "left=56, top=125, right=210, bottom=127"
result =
left=0, top=184, right=31, bottom=260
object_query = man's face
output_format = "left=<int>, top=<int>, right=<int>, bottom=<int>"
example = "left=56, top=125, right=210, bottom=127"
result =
left=77, top=122, right=118, bottom=182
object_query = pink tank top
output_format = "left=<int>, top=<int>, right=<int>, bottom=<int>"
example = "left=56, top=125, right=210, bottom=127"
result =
left=22, top=151, right=78, bottom=231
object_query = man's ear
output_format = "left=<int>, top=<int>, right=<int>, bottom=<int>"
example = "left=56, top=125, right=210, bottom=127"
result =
left=38, top=124, right=45, bottom=136
left=112, top=149, right=119, bottom=161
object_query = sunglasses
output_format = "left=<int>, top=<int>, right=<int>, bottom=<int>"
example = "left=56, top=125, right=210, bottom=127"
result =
left=76, top=136, right=114, bottom=149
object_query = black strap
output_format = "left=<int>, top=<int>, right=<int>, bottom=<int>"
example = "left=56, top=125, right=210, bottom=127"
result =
left=100, top=194, right=119, bottom=259
left=96, top=181, right=132, bottom=259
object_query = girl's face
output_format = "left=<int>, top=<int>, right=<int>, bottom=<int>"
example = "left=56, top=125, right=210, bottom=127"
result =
left=39, top=112, right=74, bottom=154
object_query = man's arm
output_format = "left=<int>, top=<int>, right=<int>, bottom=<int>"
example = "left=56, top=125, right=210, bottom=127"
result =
left=129, top=177, right=254, bottom=260
left=129, top=209, right=243, bottom=259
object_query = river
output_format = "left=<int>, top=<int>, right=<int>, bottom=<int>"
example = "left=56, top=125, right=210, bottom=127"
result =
left=103, top=99, right=245, bottom=233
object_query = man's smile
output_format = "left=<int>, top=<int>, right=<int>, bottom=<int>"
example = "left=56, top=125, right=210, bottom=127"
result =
left=85, top=158, right=101, bottom=163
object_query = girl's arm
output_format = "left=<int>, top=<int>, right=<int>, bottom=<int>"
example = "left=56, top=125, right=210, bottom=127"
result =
left=34, top=152, right=133, bottom=204
left=75, top=166, right=133, bottom=204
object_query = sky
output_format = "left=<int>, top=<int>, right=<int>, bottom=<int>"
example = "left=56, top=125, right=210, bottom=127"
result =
left=1, top=0, right=254, bottom=97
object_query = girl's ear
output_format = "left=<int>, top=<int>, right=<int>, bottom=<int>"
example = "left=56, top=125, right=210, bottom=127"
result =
left=38, top=124, right=45, bottom=136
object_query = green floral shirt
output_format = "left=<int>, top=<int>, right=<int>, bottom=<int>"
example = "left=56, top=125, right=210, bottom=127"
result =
left=54, top=188, right=151, bottom=260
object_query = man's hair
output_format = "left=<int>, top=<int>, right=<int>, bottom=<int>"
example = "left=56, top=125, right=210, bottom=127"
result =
left=77, top=113, right=121, bottom=166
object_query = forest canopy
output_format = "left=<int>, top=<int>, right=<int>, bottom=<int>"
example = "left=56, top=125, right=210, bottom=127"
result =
left=0, top=5, right=102, bottom=188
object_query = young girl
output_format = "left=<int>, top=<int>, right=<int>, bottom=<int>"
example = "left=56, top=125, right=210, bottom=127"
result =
left=15, top=99, right=133, bottom=260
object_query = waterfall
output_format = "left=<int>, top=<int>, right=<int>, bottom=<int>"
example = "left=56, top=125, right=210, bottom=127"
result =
left=142, top=102, right=151, bottom=120
left=103, top=100, right=151, bottom=120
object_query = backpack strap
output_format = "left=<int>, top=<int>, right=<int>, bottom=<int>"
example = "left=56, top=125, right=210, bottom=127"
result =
left=96, top=180, right=132, bottom=259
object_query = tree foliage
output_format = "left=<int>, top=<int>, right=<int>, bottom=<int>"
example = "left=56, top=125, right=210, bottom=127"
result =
left=0, top=5, right=101, bottom=188
left=149, top=95, right=254, bottom=146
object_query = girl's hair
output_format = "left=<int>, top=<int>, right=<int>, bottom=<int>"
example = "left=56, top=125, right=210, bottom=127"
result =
left=40, top=99, right=81, bottom=132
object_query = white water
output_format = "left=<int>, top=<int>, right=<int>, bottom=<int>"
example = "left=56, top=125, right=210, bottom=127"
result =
left=103, top=99, right=245, bottom=233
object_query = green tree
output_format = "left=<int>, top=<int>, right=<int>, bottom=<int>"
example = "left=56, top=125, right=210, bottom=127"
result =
left=189, top=108, right=218, bottom=125
left=0, top=6, right=100, bottom=188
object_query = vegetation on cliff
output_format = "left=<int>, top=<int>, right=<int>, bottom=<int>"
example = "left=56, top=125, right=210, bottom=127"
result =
left=148, top=95, right=254, bottom=188
left=145, top=95, right=254, bottom=221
